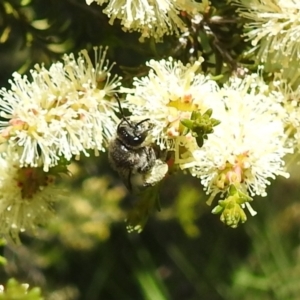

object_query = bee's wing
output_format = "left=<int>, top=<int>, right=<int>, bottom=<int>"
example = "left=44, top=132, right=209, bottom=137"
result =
left=117, top=168, right=134, bottom=191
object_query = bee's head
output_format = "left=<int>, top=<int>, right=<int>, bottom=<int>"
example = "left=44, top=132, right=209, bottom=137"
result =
left=114, top=94, right=153, bottom=147
left=117, top=118, right=153, bottom=148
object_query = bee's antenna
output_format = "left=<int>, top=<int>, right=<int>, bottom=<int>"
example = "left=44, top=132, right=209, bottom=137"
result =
left=115, top=94, right=125, bottom=117
left=115, top=94, right=134, bottom=128
left=136, top=118, right=150, bottom=127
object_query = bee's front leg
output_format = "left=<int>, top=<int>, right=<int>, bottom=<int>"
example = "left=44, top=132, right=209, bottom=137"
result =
left=136, top=146, right=156, bottom=173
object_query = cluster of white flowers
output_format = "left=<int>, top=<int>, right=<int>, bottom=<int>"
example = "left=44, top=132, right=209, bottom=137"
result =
left=234, top=0, right=300, bottom=83
left=123, top=58, right=292, bottom=226
left=86, top=0, right=206, bottom=41
left=271, top=74, right=300, bottom=153
left=187, top=74, right=290, bottom=197
left=0, top=46, right=121, bottom=172
left=122, top=57, right=220, bottom=149
left=1, top=0, right=299, bottom=238
left=0, top=153, right=59, bottom=243
left=0, top=47, right=121, bottom=240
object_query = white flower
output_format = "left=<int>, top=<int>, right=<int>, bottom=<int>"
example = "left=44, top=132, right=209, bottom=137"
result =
left=185, top=73, right=291, bottom=200
left=0, top=153, right=61, bottom=243
left=234, top=0, right=300, bottom=69
left=86, top=0, right=204, bottom=41
left=122, top=57, right=291, bottom=224
left=0, top=46, right=121, bottom=171
left=122, top=57, right=220, bottom=161
left=273, top=74, right=300, bottom=152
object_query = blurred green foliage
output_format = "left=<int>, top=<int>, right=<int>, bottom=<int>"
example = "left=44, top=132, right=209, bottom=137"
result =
left=0, top=0, right=300, bottom=299
left=0, top=278, right=43, bottom=300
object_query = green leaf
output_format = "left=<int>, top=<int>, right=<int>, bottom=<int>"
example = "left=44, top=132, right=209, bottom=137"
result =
left=0, top=278, right=43, bottom=300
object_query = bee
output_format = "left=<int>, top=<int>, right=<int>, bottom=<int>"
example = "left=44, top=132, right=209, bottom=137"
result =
left=108, top=96, right=168, bottom=192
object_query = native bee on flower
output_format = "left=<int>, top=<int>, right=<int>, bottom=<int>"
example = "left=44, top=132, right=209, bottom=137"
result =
left=108, top=95, right=168, bottom=192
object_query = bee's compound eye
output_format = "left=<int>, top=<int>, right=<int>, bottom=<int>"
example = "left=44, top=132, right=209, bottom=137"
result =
left=131, top=134, right=144, bottom=145
left=127, top=133, right=145, bottom=147
left=134, top=120, right=152, bottom=137
left=117, top=124, right=129, bottom=138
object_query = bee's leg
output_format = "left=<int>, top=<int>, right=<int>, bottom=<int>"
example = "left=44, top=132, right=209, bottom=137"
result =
left=136, top=147, right=156, bottom=173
